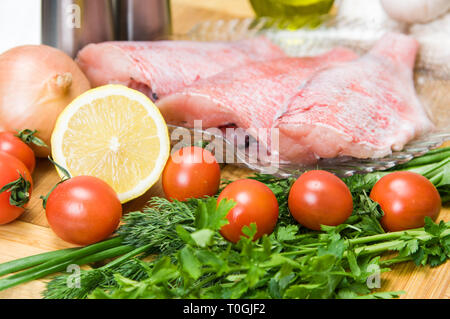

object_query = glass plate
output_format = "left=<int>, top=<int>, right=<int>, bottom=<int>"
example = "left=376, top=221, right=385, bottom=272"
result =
left=170, top=17, right=450, bottom=177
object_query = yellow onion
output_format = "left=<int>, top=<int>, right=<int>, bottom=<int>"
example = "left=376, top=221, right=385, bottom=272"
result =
left=0, top=45, right=91, bottom=157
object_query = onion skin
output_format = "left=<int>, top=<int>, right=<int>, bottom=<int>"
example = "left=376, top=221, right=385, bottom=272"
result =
left=0, top=45, right=91, bottom=157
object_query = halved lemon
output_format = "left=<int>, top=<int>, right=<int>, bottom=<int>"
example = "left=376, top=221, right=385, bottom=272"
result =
left=51, top=84, right=170, bottom=203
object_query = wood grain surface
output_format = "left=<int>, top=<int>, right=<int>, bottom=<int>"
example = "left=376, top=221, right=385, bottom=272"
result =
left=0, top=0, right=448, bottom=299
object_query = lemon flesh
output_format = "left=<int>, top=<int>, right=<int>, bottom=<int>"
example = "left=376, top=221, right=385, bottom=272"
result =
left=51, top=85, right=170, bottom=203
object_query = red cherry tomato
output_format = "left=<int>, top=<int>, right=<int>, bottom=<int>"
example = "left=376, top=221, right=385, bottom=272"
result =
left=0, top=152, right=33, bottom=224
left=288, top=170, right=353, bottom=231
left=45, top=176, right=122, bottom=245
left=370, top=171, right=441, bottom=232
left=218, top=179, right=279, bottom=243
left=162, top=146, right=221, bottom=201
left=0, top=132, right=36, bottom=173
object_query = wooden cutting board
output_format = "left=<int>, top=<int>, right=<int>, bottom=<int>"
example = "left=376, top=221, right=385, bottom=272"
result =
left=0, top=0, right=449, bottom=299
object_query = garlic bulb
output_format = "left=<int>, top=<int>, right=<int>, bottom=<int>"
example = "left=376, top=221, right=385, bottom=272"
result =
left=380, top=0, right=450, bottom=24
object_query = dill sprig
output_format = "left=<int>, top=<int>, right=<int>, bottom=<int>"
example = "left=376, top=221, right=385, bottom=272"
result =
left=43, top=258, right=149, bottom=299
left=117, top=197, right=198, bottom=254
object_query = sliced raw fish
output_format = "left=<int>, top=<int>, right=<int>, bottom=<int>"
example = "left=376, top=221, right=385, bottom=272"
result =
left=157, top=47, right=358, bottom=149
left=274, top=33, right=434, bottom=164
left=76, top=37, right=286, bottom=100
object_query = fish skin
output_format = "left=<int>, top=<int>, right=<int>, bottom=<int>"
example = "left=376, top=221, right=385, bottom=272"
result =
left=75, top=37, right=286, bottom=100
left=157, top=47, right=359, bottom=151
left=274, top=32, right=434, bottom=164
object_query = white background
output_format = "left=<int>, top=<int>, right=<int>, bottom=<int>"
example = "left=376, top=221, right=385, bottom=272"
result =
left=0, top=0, right=41, bottom=54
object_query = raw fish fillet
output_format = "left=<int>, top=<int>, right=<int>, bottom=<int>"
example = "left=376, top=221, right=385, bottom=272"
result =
left=274, top=33, right=434, bottom=164
left=76, top=37, right=286, bottom=100
left=157, top=48, right=358, bottom=149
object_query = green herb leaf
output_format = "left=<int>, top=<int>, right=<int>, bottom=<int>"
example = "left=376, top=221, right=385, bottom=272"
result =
left=179, top=246, right=202, bottom=280
left=176, top=225, right=196, bottom=245
left=241, top=223, right=258, bottom=241
left=276, top=225, right=299, bottom=242
left=191, top=229, right=215, bottom=248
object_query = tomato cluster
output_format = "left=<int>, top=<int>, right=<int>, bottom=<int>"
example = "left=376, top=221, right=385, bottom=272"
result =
left=1, top=140, right=442, bottom=246
left=162, top=147, right=442, bottom=241
left=0, top=129, right=122, bottom=245
left=162, top=146, right=280, bottom=242
left=0, top=132, right=37, bottom=225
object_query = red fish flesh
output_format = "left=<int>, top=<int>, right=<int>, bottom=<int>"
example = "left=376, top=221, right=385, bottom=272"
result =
left=157, top=47, right=358, bottom=150
left=274, top=33, right=434, bottom=164
left=76, top=37, right=286, bottom=101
